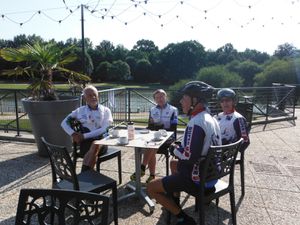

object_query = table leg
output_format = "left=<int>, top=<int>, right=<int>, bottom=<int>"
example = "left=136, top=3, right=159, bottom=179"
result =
left=134, top=147, right=142, bottom=192
left=118, top=147, right=155, bottom=212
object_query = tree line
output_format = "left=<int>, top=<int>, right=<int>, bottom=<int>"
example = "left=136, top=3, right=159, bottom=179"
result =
left=0, top=34, right=299, bottom=88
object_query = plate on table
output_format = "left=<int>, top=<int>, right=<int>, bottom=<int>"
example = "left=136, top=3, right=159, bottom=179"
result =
left=117, top=141, right=128, bottom=145
left=152, top=137, right=163, bottom=142
left=109, top=135, right=119, bottom=139
left=140, top=129, right=150, bottom=134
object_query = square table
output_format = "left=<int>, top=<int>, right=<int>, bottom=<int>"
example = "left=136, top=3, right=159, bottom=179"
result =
left=94, top=129, right=174, bottom=212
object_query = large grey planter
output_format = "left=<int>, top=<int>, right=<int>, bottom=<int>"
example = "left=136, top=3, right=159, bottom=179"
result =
left=22, top=96, right=80, bottom=157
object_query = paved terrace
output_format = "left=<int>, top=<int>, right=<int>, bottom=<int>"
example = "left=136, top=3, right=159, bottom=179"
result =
left=1, top=110, right=300, bottom=225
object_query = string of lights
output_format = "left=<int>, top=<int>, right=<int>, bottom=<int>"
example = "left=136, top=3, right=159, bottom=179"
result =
left=1, top=0, right=299, bottom=30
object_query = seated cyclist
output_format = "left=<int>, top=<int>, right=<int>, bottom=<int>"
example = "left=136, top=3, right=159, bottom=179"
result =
left=215, top=88, right=250, bottom=151
left=147, top=81, right=221, bottom=225
left=130, top=89, right=178, bottom=183
left=61, top=85, right=113, bottom=171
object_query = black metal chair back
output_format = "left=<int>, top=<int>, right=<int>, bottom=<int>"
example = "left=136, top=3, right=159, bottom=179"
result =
left=196, top=138, right=243, bottom=225
left=236, top=102, right=253, bottom=131
left=42, top=137, right=80, bottom=190
left=15, top=188, right=109, bottom=225
left=41, top=137, right=118, bottom=225
left=235, top=102, right=253, bottom=196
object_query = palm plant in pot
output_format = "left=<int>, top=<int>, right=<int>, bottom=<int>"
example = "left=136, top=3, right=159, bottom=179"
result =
left=0, top=42, right=91, bottom=156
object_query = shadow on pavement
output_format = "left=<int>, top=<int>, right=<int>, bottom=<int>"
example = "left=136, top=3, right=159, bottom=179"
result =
left=0, top=151, right=49, bottom=192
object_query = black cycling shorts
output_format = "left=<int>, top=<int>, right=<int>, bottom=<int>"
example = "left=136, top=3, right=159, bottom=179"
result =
left=162, top=173, right=199, bottom=196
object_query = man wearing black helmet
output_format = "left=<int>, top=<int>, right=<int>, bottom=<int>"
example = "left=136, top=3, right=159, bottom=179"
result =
left=216, top=88, right=250, bottom=153
left=147, top=81, right=221, bottom=225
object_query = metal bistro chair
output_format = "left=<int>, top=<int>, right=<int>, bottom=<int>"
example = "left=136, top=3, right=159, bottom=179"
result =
left=41, top=137, right=118, bottom=225
left=73, top=142, right=122, bottom=184
left=235, top=102, right=253, bottom=196
left=69, top=119, right=122, bottom=185
left=176, top=138, right=243, bottom=225
left=15, top=188, right=110, bottom=225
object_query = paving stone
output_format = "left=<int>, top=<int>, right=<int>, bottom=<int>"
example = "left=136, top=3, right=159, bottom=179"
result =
left=268, top=209, right=300, bottom=225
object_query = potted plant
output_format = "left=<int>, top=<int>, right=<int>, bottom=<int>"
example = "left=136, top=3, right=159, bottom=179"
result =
left=0, top=42, right=90, bottom=156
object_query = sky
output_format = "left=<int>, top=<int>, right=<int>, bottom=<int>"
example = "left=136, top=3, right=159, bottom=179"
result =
left=1, top=0, right=300, bottom=54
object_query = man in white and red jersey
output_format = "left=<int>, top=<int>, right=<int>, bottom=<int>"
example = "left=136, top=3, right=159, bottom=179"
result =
left=147, top=81, right=221, bottom=225
left=61, top=85, right=113, bottom=171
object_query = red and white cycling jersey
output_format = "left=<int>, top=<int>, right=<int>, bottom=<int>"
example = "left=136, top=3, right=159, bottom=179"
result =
left=215, top=110, right=250, bottom=150
left=174, top=110, right=221, bottom=183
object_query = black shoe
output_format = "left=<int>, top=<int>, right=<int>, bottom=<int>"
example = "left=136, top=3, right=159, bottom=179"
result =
left=176, top=215, right=196, bottom=225
left=81, top=165, right=91, bottom=172
left=172, top=196, right=180, bottom=207
left=204, top=186, right=216, bottom=196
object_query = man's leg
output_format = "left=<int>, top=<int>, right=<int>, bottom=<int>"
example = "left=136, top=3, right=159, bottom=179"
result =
left=147, top=177, right=196, bottom=225
left=147, top=178, right=181, bottom=215
left=142, top=149, right=156, bottom=169
left=147, top=175, right=196, bottom=225
left=82, top=142, right=101, bottom=170
left=146, top=152, right=156, bottom=183
left=148, top=153, right=156, bottom=174
left=130, top=148, right=156, bottom=181
left=170, top=159, right=178, bottom=175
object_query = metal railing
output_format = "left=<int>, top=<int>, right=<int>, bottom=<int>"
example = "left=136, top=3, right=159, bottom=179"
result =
left=0, top=84, right=298, bottom=136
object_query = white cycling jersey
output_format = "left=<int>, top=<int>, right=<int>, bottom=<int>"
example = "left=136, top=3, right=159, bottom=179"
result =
left=215, top=111, right=249, bottom=146
left=61, top=104, right=113, bottom=140
left=174, top=109, right=221, bottom=183
left=148, top=103, right=178, bottom=130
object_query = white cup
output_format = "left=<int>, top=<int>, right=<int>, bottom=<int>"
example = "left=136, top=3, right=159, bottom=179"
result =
left=112, top=129, right=119, bottom=138
left=154, top=131, right=162, bottom=140
left=159, top=129, right=168, bottom=137
left=109, top=129, right=119, bottom=138
left=118, top=136, right=128, bottom=144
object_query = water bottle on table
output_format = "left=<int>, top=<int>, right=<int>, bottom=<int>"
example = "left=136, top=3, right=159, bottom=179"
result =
left=127, top=122, right=135, bottom=140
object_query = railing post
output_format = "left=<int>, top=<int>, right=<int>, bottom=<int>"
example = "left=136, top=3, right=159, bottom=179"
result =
left=266, top=91, right=270, bottom=123
left=14, top=90, right=21, bottom=136
left=0, top=98, right=3, bottom=115
left=127, top=88, right=131, bottom=122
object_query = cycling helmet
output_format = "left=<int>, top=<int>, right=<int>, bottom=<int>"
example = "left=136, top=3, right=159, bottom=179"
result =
left=181, top=81, right=214, bottom=104
left=217, top=88, right=236, bottom=101
left=180, top=81, right=214, bottom=115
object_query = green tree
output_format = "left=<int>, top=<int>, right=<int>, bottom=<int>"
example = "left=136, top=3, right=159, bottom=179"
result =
left=95, top=40, right=115, bottom=62
left=159, top=40, right=206, bottom=83
left=239, top=48, right=270, bottom=64
left=108, top=60, right=131, bottom=81
left=93, top=61, right=112, bottom=82
left=226, top=60, right=262, bottom=87
left=254, top=58, right=299, bottom=86
left=134, top=59, right=152, bottom=82
left=133, top=39, right=159, bottom=55
left=274, top=43, right=297, bottom=59
left=112, top=45, right=129, bottom=61
left=11, top=34, right=44, bottom=48
left=195, top=65, right=243, bottom=88
left=215, top=43, right=238, bottom=64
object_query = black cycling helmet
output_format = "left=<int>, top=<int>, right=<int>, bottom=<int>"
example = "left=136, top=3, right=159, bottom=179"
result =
left=180, top=81, right=214, bottom=115
left=217, top=88, right=236, bottom=101
left=181, top=81, right=214, bottom=103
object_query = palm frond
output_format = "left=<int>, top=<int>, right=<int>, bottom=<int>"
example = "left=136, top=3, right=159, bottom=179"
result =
left=1, top=42, right=88, bottom=100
